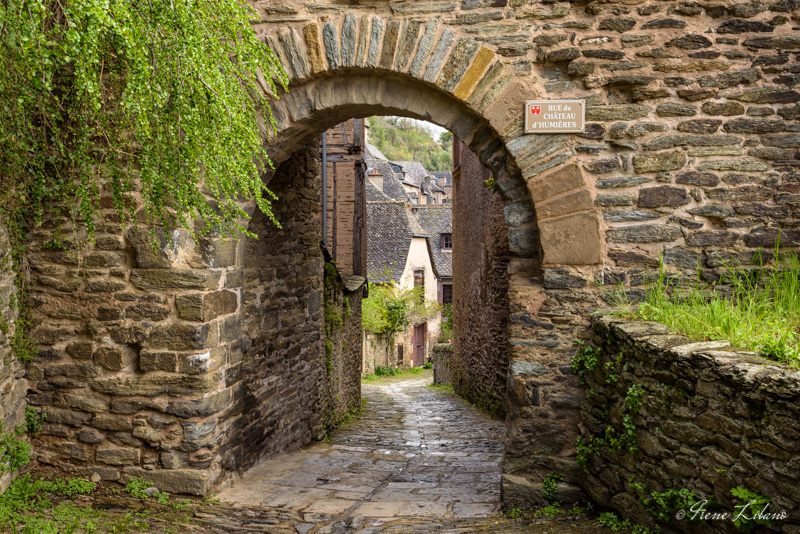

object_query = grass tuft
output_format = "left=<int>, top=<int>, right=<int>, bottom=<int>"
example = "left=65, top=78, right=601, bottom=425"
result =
left=614, top=251, right=800, bottom=369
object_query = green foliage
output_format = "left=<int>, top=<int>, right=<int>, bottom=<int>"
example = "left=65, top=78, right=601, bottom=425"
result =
left=438, top=303, right=453, bottom=342
left=0, top=474, right=98, bottom=532
left=542, top=472, right=564, bottom=502
left=375, top=365, right=397, bottom=377
left=642, top=488, right=702, bottom=524
left=501, top=505, right=527, bottom=519
left=422, top=360, right=432, bottom=370
left=731, top=486, right=772, bottom=531
left=616, top=253, right=800, bottom=368
left=598, top=512, right=660, bottom=534
left=362, top=282, right=440, bottom=336
left=571, top=340, right=601, bottom=386
left=25, top=407, right=46, bottom=438
left=0, top=421, right=30, bottom=473
left=125, top=477, right=172, bottom=506
left=366, top=117, right=451, bottom=171
left=0, top=0, right=287, bottom=245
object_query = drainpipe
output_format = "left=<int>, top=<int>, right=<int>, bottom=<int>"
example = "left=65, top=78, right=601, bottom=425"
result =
left=322, top=132, right=328, bottom=248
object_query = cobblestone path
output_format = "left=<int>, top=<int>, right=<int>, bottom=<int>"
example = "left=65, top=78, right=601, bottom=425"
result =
left=217, top=375, right=503, bottom=521
left=212, top=375, right=602, bottom=533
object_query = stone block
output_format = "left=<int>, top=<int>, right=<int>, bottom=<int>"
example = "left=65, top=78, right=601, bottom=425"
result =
left=139, top=351, right=179, bottom=373
left=149, top=323, right=218, bottom=351
left=97, top=446, right=140, bottom=466
left=538, top=190, right=594, bottom=220
left=633, top=150, right=686, bottom=173
left=94, top=346, right=130, bottom=371
left=121, top=467, right=220, bottom=496
left=528, top=163, right=586, bottom=205
left=637, top=186, right=690, bottom=208
left=175, top=291, right=238, bottom=322
left=130, top=269, right=221, bottom=292
left=538, top=212, right=603, bottom=265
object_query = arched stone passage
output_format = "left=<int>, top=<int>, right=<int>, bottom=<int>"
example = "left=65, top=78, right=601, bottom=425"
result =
left=23, top=0, right=799, bottom=508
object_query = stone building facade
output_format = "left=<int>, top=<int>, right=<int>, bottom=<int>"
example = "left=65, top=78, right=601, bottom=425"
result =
left=6, top=0, right=799, bottom=514
left=451, top=139, right=510, bottom=419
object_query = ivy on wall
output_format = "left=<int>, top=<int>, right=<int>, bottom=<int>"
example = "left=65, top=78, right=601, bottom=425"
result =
left=0, top=0, right=287, bottom=243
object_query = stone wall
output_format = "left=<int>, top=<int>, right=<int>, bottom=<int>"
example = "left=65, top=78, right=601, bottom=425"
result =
left=432, top=343, right=454, bottom=386
left=451, top=139, right=510, bottom=418
left=0, top=224, right=27, bottom=489
left=582, top=316, right=800, bottom=533
left=25, top=142, right=362, bottom=495
left=252, top=0, right=800, bottom=506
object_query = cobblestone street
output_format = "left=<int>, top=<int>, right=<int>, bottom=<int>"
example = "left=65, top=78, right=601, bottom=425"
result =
left=211, top=374, right=603, bottom=533
left=217, top=374, right=503, bottom=523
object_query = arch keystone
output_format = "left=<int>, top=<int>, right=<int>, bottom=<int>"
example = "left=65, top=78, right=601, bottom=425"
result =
left=454, top=47, right=495, bottom=101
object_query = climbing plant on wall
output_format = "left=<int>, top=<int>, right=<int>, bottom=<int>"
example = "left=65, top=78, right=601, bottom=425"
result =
left=0, top=0, right=287, bottom=243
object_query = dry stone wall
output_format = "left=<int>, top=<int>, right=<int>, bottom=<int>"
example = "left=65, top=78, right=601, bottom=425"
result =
left=25, top=142, right=361, bottom=495
left=584, top=316, right=800, bottom=533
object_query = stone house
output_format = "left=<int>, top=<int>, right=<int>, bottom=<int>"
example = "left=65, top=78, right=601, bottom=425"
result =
left=364, top=193, right=442, bottom=371
left=412, top=204, right=454, bottom=327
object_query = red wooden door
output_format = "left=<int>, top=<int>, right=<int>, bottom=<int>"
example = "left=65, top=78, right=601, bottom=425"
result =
left=413, top=324, right=425, bottom=367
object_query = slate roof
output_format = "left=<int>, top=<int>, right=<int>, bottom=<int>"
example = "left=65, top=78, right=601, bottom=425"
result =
left=431, top=171, right=452, bottom=188
left=365, top=159, right=410, bottom=201
left=413, top=205, right=453, bottom=278
left=367, top=201, right=428, bottom=284
left=364, top=142, right=388, bottom=161
left=394, top=161, right=429, bottom=187
left=366, top=179, right=391, bottom=202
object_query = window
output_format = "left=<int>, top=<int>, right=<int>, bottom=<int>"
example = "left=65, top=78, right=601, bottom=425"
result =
left=442, top=284, right=453, bottom=305
left=414, top=269, right=425, bottom=303
left=441, top=233, right=452, bottom=251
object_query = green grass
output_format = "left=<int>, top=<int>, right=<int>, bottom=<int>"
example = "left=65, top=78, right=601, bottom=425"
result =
left=362, top=366, right=429, bottom=382
left=615, top=251, right=800, bottom=369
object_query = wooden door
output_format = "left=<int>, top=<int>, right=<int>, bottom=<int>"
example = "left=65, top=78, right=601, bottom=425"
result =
left=413, top=324, right=425, bottom=367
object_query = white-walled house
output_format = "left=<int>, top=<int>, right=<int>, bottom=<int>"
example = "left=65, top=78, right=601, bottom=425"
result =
left=364, top=188, right=442, bottom=371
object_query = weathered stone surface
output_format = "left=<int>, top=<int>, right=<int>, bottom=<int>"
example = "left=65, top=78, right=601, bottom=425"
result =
left=595, top=193, right=635, bottom=206
left=130, top=270, right=221, bottom=291
left=548, top=47, right=579, bottom=63
left=666, top=34, right=711, bottom=50
left=761, top=134, right=800, bottom=147
left=586, top=105, right=650, bottom=121
left=633, top=150, right=687, bottom=172
left=607, top=225, right=682, bottom=243
left=643, top=134, right=741, bottom=151
left=598, top=18, right=637, bottom=32
left=642, top=18, right=686, bottom=29
left=688, top=204, right=735, bottom=218
left=743, top=36, right=800, bottom=49
left=677, top=119, right=722, bottom=134
left=731, top=88, right=800, bottom=104
left=423, top=29, right=456, bottom=82
left=657, top=103, right=696, bottom=117
left=638, top=186, right=690, bottom=207
left=701, top=101, right=745, bottom=116
left=121, top=467, right=219, bottom=496
left=175, top=291, right=237, bottom=322
left=596, top=176, right=651, bottom=189
left=707, top=185, right=772, bottom=201
left=97, top=447, right=139, bottom=466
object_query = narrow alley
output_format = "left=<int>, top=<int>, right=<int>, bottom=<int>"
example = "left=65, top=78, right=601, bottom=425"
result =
left=212, top=374, right=601, bottom=534
left=217, top=374, right=503, bottom=525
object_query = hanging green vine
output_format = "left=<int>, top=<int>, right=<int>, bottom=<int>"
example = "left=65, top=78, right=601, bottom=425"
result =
left=0, top=0, right=288, bottom=242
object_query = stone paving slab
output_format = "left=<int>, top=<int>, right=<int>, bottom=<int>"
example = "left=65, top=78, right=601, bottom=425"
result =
left=213, top=375, right=607, bottom=533
left=217, top=376, right=506, bottom=528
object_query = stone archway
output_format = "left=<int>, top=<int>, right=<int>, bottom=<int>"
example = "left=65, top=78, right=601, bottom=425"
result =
left=244, top=15, right=607, bottom=505
left=26, top=0, right=797, bottom=506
